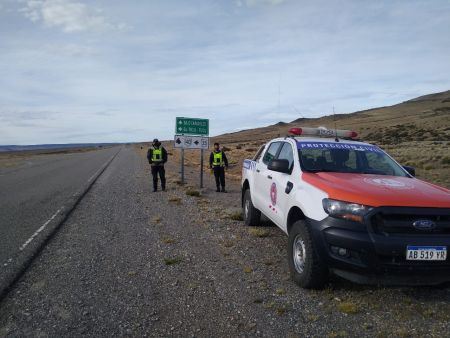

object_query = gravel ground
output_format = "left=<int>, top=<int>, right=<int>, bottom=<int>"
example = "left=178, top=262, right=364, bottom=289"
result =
left=0, top=145, right=449, bottom=337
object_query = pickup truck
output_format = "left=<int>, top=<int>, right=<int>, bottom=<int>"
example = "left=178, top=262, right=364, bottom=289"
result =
left=241, top=127, right=450, bottom=288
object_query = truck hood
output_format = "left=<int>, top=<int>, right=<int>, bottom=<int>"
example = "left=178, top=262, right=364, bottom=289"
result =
left=302, top=172, right=450, bottom=208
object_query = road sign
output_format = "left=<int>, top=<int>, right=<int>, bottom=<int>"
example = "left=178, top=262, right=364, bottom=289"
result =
left=174, top=135, right=209, bottom=149
left=176, top=117, right=209, bottom=136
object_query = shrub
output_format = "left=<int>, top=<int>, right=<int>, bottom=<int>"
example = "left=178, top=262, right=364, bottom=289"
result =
left=168, top=196, right=182, bottom=204
left=249, top=228, right=270, bottom=238
left=336, top=302, right=358, bottom=314
left=164, top=257, right=182, bottom=265
left=228, top=211, right=243, bottom=221
left=162, top=237, right=176, bottom=244
left=186, top=190, right=201, bottom=197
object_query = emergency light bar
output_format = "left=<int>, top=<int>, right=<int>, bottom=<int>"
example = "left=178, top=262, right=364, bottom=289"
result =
left=288, top=127, right=358, bottom=139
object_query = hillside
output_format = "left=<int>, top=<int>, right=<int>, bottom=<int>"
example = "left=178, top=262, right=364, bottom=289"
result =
left=214, top=90, right=450, bottom=145
left=164, top=90, right=450, bottom=189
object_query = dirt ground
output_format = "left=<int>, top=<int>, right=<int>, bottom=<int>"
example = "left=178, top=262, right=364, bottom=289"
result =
left=137, top=144, right=450, bottom=338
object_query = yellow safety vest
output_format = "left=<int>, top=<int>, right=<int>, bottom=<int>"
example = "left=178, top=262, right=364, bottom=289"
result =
left=152, top=148, right=162, bottom=162
left=213, top=152, right=223, bottom=166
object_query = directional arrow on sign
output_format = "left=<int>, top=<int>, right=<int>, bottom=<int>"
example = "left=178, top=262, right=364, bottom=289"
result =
left=174, top=134, right=208, bottom=149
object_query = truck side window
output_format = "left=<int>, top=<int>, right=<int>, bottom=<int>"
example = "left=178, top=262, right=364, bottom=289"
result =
left=277, top=142, right=294, bottom=171
left=262, top=142, right=281, bottom=165
left=253, top=145, right=266, bottom=162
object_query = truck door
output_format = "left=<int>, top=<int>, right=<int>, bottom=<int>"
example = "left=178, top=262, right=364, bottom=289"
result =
left=253, top=141, right=282, bottom=213
left=269, top=141, right=295, bottom=230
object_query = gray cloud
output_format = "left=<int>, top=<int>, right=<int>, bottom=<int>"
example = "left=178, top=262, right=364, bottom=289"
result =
left=19, top=0, right=128, bottom=33
left=235, top=0, right=287, bottom=7
left=0, top=110, right=60, bottom=124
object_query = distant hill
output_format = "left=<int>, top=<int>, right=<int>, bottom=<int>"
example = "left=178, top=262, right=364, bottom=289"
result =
left=0, top=143, right=119, bottom=153
left=214, top=90, right=450, bottom=145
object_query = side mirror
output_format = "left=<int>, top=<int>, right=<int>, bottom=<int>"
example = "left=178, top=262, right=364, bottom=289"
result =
left=403, top=166, right=416, bottom=177
left=268, top=159, right=291, bottom=174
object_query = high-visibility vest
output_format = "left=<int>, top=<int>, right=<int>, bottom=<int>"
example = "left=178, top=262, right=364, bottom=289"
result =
left=152, top=148, right=162, bottom=162
left=213, top=151, right=223, bottom=166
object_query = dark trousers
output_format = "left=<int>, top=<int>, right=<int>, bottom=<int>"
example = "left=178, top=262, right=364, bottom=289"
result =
left=151, top=165, right=166, bottom=190
left=213, top=166, right=225, bottom=188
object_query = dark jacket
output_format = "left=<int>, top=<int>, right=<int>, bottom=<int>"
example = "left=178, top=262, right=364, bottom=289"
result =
left=209, top=150, right=228, bottom=168
left=147, top=146, right=168, bottom=166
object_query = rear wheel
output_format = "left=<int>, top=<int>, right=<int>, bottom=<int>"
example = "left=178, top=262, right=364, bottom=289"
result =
left=288, top=220, right=328, bottom=289
left=243, top=189, right=261, bottom=226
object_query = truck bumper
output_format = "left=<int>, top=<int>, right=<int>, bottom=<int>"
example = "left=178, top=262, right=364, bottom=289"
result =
left=307, top=207, right=450, bottom=285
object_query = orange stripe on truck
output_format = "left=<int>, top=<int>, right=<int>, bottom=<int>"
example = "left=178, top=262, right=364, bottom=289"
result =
left=302, top=172, right=450, bottom=208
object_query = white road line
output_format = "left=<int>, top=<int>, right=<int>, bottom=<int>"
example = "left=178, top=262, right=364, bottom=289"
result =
left=19, top=208, right=63, bottom=251
left=2, top=150, right=120, bottom=268
left=15, top=152, right=117, bottom=254
left=87, top=154, right=115, bottom=183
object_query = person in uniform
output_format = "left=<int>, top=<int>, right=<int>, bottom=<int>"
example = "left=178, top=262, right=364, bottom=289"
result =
left=209, top=142, right=229, bottom=192
left=147, top=139, right=167, bottom=192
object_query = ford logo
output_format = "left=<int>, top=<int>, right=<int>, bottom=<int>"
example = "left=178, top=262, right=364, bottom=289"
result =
left=413, top=219, right=436, bottom=230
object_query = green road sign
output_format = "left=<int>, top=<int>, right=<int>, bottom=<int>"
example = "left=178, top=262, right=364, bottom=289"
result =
left=176, top=117, right=209, bottom=136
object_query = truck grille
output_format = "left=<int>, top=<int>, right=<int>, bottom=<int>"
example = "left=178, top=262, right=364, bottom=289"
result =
left=369, top=208, right=450, bottom=236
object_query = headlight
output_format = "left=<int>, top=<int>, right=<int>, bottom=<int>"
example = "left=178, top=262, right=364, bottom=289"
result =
left=322, top=199, right=372, bottom=223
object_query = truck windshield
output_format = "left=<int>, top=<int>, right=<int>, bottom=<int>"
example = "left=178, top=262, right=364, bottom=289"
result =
left=297, top=142, right=408, bottom=177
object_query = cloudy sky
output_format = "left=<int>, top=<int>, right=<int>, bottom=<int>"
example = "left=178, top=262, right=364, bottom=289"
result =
left=1, top=0, right=449, bottom=145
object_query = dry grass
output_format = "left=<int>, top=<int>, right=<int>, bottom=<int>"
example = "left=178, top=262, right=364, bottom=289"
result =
left=243, top=266, right=253, bottom=273
left=161, top=236, right=176, bottom=244
left=228, top=211, right=243, bottom=221
left=164, top=257, right=182, bottom=265
left=168, top=195, right=182, bottom=204
left=248, top=228, right=270, bottom=238
left=336, top=302, right=358, bottom=314
left=185, top=190, right=201, bottom=197
left=275, top=288, right=285, bottom=295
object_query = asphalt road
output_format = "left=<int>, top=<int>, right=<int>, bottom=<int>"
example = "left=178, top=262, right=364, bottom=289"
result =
left=0, top=147, right=120, bottom=268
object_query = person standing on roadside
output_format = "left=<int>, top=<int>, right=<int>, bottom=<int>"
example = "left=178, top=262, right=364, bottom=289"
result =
left=209, top=142, right=229, bottom=192
left=147, top=139, right=167, bottom=192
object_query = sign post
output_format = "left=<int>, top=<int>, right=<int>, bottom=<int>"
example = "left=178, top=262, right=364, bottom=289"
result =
left=200, top=149, right=204, bottom=188
left=174, top=117, right=209, bottom=188
left=181, top=148, right=185, bottom=185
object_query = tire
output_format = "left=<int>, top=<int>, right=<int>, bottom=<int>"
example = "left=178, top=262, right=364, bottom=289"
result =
left=243, top=189, right=261, bottom=226
left=288, top=220, right=328, bottom=289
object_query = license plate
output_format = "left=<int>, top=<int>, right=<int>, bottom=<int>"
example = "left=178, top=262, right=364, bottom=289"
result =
left=406, top=246, right=447, bottom=261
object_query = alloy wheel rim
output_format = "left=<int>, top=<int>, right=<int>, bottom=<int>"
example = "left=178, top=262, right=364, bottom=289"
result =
left=244, top=199, right=250, bottom=219
left=293, top=234, right=306, bottom=273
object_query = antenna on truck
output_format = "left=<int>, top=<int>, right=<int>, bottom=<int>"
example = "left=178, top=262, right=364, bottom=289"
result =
left=333, top=106, right=339, bottom=142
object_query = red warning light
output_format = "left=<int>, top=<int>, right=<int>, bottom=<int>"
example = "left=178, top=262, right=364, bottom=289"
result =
left=288, top=127, right=358, bottom=138
left=288, top=128, right=302, bottom=135
left=349, top=131, right=358, bottom=138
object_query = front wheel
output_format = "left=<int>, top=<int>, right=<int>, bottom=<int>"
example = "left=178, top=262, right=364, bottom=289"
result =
left=243, top=189, right=261, bottom=226
left=288, top=220, right=328, bottom=289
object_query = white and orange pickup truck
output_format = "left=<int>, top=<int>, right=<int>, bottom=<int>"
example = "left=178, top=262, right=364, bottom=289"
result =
left=241, top=127, right=450, bottom=288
